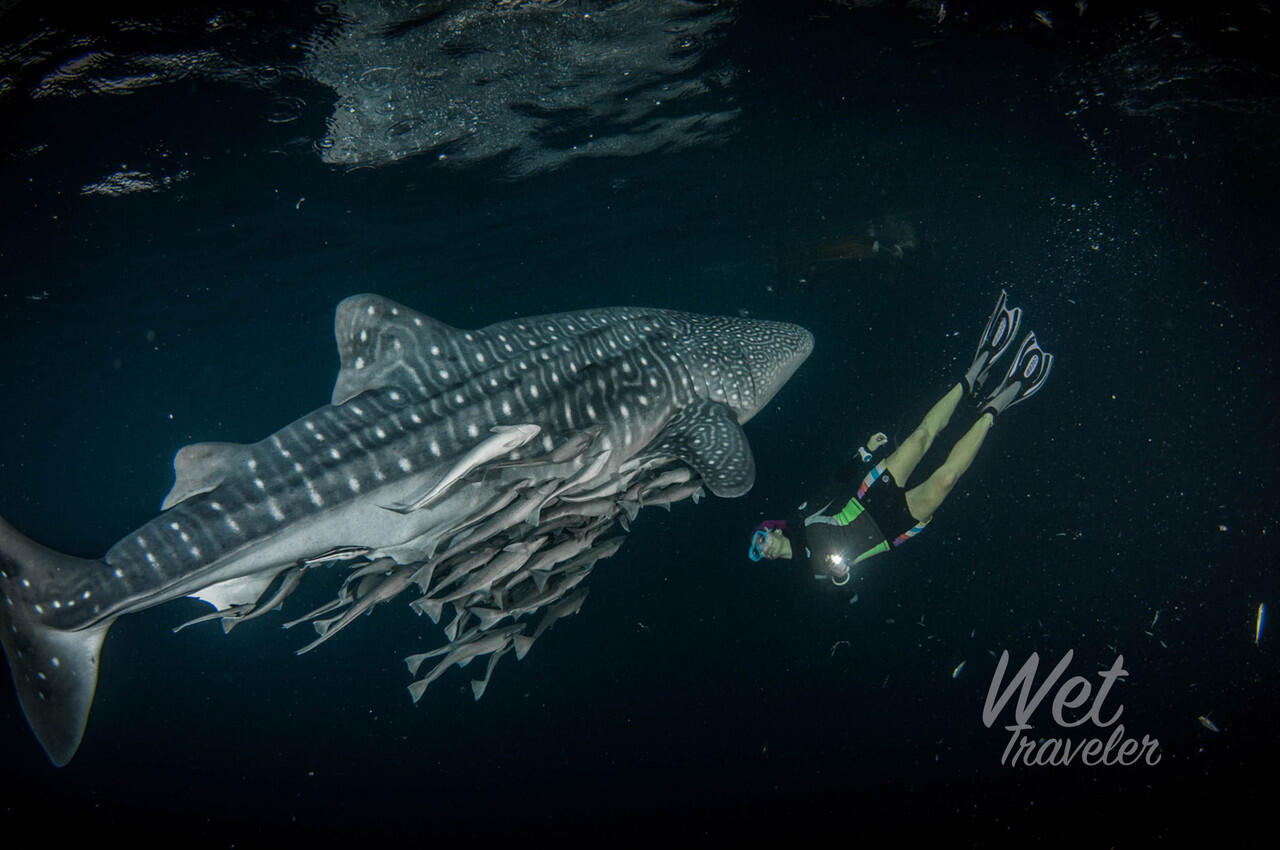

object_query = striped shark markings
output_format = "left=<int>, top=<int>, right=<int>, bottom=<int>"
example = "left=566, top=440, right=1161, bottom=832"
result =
left=0, top=294, right=812, bottom=765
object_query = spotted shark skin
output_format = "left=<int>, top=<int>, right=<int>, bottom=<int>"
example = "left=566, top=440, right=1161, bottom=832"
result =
left=0, top=294, right=812, bottom=765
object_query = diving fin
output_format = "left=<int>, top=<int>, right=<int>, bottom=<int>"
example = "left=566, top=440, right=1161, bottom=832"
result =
left=982, top=331, right=1053, bottom=418
left=963, top=289, right=1022, bottom=397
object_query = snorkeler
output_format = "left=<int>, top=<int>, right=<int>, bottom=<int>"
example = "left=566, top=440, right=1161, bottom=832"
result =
left=748, top=290, right=1053, bottom=585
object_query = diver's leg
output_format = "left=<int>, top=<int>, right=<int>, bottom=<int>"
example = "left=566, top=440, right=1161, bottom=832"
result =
left=904, top=412, right=994, bottom=521
left=884, top=382, right=965, bottom=485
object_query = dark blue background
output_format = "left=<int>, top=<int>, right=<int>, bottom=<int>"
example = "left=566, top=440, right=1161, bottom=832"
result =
left=0, top=1, right=1275, bottom=843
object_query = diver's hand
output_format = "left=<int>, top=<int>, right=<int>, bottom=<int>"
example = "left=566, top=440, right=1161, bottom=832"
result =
left=816, top=552, right=851, bottom=585
left=867, top=432, right=887, bottom=451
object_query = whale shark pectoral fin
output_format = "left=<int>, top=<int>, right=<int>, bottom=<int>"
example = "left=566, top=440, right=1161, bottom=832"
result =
left=162, top=441, right=251, bottom=510
left=646, top=399, right=756, bottom=498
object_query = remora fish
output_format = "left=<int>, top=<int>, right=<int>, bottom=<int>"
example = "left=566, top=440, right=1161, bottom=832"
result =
left=417, top=538, right=550, bottom=623
left=384, top=424, right=540, bottom=513
left=513, top=587, right=590, bottom=660
left=0, top=294, right=812, bottom=765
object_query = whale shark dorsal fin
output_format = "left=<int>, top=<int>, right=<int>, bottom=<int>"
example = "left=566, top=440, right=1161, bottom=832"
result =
left=332, top=294, right=471, bottom=404
left=646, top=398, right=756, bottom=498
left=162, top=441, right=251, bottom=510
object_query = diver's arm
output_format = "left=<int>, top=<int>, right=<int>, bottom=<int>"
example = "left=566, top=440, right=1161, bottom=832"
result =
left=831, top=432, right=888, bottom=484
left=858, top=432, right=888, bottom=461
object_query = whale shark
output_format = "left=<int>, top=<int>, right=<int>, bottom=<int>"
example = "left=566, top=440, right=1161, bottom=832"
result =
left=0, top=294, right=813, bottom=765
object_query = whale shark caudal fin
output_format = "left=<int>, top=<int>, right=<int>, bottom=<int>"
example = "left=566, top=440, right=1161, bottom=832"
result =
left=0, top=515, right=113, bottom=766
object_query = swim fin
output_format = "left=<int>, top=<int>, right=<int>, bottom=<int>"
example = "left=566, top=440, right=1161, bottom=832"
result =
left=963, top=289, right=1022, bottom=397
left=981, top=331, right=1053, bottom=418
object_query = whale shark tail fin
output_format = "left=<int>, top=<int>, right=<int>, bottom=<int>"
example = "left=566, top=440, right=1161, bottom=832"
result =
left=0, top=514, right=112, bottom=766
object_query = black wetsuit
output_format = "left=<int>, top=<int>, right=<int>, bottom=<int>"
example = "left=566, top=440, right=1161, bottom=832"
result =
left=787, top=453, right=929, bottom=583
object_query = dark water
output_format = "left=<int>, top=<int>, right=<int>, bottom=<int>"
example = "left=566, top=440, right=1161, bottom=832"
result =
left=1, top=0, right=1276, bottom=842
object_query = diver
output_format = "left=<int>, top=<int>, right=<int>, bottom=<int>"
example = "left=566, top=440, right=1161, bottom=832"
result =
left=748, top=290, right=1053, bottom=585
